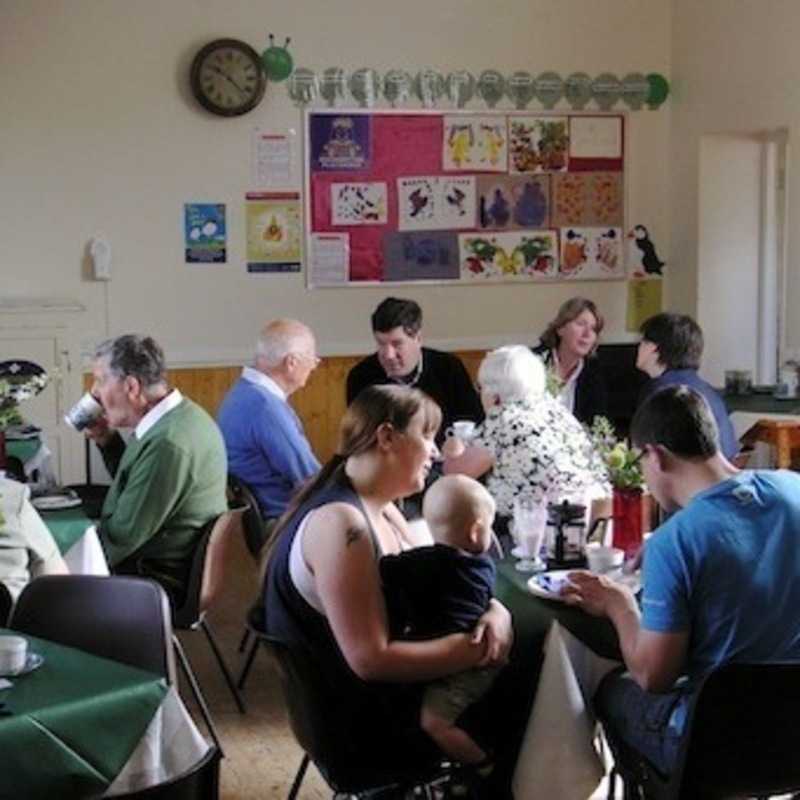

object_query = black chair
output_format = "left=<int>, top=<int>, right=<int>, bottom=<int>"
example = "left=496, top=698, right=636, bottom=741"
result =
left=4, top=456, right=26, bottom=484
left=109, top=745, right=221, bottom=799
left=171, top=507, right=248, bottom=752
left=0, top=581, right=12, bottom=626
left=10, top=575, right=176, bottom=680
left=262, top=634, right=465, bottom=800
left=606, top=662, right=800, bottom=800
left=226, top=474, right=268, bottom=559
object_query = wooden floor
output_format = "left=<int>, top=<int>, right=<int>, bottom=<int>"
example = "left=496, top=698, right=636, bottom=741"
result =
left=176, top=532, right=621, bottom=800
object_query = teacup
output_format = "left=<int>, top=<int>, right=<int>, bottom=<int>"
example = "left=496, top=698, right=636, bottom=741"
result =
left=447, top=420, right=477, bottom=442
left=64, top=393, right=103, bottom=432
left=0, top=635, right=27, bottom=675
left=586, top=543, right=625, bottom=574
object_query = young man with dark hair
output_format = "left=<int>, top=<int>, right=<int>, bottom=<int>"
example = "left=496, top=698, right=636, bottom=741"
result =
left=636, top=312, right=738, bottom=460
left=563, top=385, right=800, bottom=774
left=346, top=297, right=483, bottom=444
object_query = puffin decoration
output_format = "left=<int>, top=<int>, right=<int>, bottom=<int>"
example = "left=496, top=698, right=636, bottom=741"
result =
left=628, top=225, right=665, bottom=276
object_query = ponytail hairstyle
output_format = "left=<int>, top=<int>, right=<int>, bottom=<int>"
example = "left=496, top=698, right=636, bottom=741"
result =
left=263, top=384, right=442, bottom=564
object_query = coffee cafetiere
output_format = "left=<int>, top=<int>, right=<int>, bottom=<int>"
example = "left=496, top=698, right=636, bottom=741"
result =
left=545, top=500, right=608, bottom=570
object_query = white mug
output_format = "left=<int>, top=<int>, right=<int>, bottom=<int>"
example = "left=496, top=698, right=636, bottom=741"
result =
left=0, top=635, right=27, bottom=675
left=64, top=392, right=103, bottom=432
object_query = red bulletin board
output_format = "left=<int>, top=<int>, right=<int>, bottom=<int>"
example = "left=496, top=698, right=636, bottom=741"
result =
left=304, top=109, right=626, bottom=287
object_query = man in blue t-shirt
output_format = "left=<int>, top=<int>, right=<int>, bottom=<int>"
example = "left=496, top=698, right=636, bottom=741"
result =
left=218, top=319, right=320, bottom=528
left=563, top=385, right=800, bottom=774
left=636, top=312, right=738, bottom=461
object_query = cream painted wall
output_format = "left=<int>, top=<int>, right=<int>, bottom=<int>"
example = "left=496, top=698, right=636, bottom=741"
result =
left=671, top=0, right=800, bottom=348
left=2, top=0, right=671, bottom=365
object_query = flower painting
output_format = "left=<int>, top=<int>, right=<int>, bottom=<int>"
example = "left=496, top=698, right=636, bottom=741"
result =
left=509, top=116, right=569, bottom=174
left=459, top=230, right=559, bottom=281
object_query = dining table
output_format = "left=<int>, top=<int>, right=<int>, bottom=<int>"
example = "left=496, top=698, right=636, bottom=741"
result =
left=0, top=629, right=208, bottom=799
left=40, top=506, right=109, bottom=576
left=495, top=557, right=623, bottom=800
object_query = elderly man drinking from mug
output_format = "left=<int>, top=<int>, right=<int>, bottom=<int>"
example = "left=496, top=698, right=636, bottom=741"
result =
left=85, top=334, right=227, bottom=605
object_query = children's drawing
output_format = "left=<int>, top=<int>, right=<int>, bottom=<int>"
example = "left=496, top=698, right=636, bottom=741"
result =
left=331, top=182, right=387, bottom=225
left=559, top=227, right=624, bottom=280
left=569, top=115, right=622, bottom=160
left=398, top=176, right=475, bottom=231
left=509, top=116, right=569, bottom=173
left=383, top=232, right=460, bottom=281
left=310, top=114, right=371, bottom=170
left=459, top=230, right=559, bottom=281
left=552, top=173, right=588, bottom=226
left=477, top=175, right=550, bottom=230
left=443, top=116, right=507, bottom=172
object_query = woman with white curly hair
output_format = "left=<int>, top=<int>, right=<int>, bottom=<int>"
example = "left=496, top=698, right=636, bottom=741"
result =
left=443, top=345, right=608, bottom=530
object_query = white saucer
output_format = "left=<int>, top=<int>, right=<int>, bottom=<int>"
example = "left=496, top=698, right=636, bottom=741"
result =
left=527, top=570, right=574, bottom=601
left=0, top=652, right=44, bottom=678
left=32, top=494, right=81, bottom=511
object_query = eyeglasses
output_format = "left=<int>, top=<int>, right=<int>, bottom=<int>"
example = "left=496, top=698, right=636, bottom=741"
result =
left=295, top=352, right=321, bottom=367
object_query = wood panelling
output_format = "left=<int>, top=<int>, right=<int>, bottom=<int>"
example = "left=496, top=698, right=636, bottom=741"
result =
left=84, top=350, right=488, bottom=464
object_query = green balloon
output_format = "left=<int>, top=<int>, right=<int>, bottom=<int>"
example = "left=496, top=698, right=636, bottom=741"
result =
left=645, top=73, right=670, bottom=109
left=262, top=46, right=294, bottom=82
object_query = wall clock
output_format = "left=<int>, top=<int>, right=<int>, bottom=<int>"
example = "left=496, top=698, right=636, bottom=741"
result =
left=190, top=38, right=267, bottom=117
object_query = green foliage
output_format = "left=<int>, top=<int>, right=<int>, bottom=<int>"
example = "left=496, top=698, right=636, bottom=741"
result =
left=586, top=415, right=644, bottom=489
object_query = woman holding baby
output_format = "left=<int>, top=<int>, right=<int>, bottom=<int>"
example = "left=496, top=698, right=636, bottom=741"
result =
left=263, top=384, right=523, bottom=797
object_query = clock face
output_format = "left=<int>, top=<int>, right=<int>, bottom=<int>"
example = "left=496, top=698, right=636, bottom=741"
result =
left=190, top=39, right=267, bottom=117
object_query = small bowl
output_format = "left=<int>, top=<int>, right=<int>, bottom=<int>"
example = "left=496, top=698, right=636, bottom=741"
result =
left=586, top=544, right=625, bottom=574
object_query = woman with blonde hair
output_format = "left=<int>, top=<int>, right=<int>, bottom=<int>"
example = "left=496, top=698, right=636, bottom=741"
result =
left=263, top=384, right=514, bottom=789
left=534, top=296, right=608, bottom=424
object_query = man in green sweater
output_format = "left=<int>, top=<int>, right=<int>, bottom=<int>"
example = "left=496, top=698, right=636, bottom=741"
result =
left=85, top=334, right=227, bottom=604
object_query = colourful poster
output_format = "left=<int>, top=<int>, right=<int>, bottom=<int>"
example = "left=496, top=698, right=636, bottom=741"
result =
left=476, top=175, right=550, bottom=229
left=508, top=116, right=569, bottom=173
left=397, top=175, right=475, bottom=231
left=246, top=192, right=302, bottom=273
left=310, top=114, right=370, bottom=170
left=551, top=172, right=624, bottom=227
left=559, top=226, right=624, bottom=280
left=383, top=232, right=460, bottom=281
left=459, top=230, right=559, bottom=281
left=627, top=279, right=663, bottom=331
left=184, top=203, right=226, bottom=263
left=443, top=116, right=507, bottom=172
left=331, top=181, right=387, bottom=225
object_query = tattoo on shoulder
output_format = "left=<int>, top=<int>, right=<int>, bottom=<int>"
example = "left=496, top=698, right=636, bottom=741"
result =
left=345, top=524, right=365, bottom=548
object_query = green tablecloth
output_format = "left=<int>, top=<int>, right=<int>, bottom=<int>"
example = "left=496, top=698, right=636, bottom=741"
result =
left=496, top=558, right=621, bottom=661
left=0, top=630, right=167, bottom=799
left=41, top=508, right=94, bottom=556
left=6, top=437, right=41, bottom=465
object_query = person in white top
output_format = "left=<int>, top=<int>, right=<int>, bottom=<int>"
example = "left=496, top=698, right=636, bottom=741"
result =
left=0, top=476, right=67, bottom=602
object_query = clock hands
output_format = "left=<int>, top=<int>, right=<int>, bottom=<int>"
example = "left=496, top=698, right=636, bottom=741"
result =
left=208, top=64, right=247, bottom=96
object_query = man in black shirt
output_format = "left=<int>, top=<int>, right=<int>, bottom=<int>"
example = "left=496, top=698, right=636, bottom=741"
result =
left=347, top=297, right=483, bottom=445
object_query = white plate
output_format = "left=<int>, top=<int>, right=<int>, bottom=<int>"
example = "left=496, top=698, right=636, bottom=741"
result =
left=0, top=652, right=44, bottom=678
left=527, top=569, right=575, bottom=601
left=32, top=494, right=82, bottom=511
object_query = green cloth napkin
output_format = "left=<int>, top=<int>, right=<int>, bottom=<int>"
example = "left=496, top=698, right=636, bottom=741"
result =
left=0, top=630, right=168, bottom=799
left=41, top=508, right=93, bottom=555
left=6, top=438, right=40, bottom=465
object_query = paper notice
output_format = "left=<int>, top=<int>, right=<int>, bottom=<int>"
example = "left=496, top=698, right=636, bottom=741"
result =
left=310, top=233, right=349, bottom=285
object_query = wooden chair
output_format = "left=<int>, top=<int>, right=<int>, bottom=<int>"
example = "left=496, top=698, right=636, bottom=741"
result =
left=740, top=418, right=800, bottom=469
left=171, top=507, right=248, bottom=753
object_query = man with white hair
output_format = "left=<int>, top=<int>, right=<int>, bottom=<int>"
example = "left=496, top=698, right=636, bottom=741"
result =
left=86, top=334, right=227, bottom=604
left=217, top=319, right=320, bottom=529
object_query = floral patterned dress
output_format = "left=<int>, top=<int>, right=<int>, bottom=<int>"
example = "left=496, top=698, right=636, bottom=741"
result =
left=473, top=396, right=608, bottom=517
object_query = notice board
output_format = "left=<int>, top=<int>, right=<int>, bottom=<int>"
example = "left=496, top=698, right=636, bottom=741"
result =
left=304, top=109, right=626, bottom=287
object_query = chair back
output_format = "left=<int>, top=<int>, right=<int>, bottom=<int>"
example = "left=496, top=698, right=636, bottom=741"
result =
left=9, top=575, right=176, bottom=682
left=227, top=474, right=267, bottom=559
left=112, top=745, right=220, bottom=799
left=0, top=581, right=12, bottom=626
left=173, top=508, right=246, bottom=628
left=674, top=662, right=800, bottom=798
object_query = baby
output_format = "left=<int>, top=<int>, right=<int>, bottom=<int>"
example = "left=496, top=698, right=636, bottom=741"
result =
left=379, top=474, right=498, bottom=765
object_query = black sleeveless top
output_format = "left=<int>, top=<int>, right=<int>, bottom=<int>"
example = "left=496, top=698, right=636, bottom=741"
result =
left=262, top=469, right=438, bottom=773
